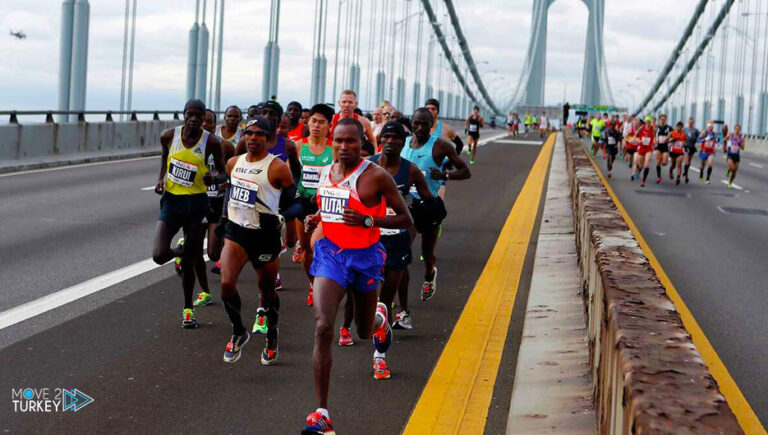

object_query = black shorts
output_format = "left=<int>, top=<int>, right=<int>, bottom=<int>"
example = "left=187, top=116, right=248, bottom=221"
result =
left=380, top=231, right=413, bottom=271
left=627, top=148, right=636, bottom=155
left=685, top=146, right=697, bottom=156
left=670, top=152, right=684, bottom=160
left=727, top=153, right=741, bottom=163
left=410, top=196, right=447, bottom=233
left=468, top=131, right=479, bottom=140
left=656, top=143, right=669, bottom=153
left=298, top=195, right=319, bottom=221
left=159, top=193, right=210, bottom=231
left=223, top=219, right=282, bottom=268
left=206, top=196, right=224, bottom=224
left=606, top=145, right=618, bottom=157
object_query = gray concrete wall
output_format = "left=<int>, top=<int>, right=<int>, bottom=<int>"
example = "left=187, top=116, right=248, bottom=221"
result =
left=0, top=120, right=181, bottom=160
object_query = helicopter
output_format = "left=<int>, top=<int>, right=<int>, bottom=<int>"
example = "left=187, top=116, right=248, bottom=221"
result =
left=10, top=30, right=27, bottom=40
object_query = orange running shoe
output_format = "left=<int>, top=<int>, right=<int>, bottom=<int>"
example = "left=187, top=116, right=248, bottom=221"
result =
left=306, top=285, right=314, bottom=307
left=292, top=243, right=304, bottom=263
left=373, top=357, right=391, bottom=380
left=338, top=327, right=354, bottom=346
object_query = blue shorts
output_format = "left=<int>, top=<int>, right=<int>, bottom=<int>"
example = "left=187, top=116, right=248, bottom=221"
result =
left=310, top=238, right=386, bottom=292
left=699, top=151, right=712, bottom=161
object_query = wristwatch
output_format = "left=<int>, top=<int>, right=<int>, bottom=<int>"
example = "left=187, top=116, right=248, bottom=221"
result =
left=363, top=215, right=374, bottom=228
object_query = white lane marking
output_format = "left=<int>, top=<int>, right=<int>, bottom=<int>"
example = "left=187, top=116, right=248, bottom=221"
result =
left=690, top=167, right=701, bottom=173
left=141, top=186, right=156, bottom=191
left=720, top=179, right=743, bottom=190
left=0, top=155, right=156, bottom=178
left=477, top=133, right=510, bottom=147
left=0, top=241, right=209, bottom=330
left=494, top=139, right=542, bottom=145
left=749, top=162, right=765, bottom=169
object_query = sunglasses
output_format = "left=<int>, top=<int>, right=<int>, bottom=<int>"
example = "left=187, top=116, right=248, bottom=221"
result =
left=244, top=130, right=267, bottom=137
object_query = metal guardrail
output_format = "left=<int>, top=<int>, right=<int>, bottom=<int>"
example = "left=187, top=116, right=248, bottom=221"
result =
left=0, top=110, right=182, bottom=124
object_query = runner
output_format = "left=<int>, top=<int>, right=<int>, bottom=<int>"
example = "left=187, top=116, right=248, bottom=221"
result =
left=506, top=111, right=515, bottom=136
left=724, top=123, right=744, bottom=188
left=682, top=117, right=700, bottom=184
left=219, top=117, right=294, bottom=365
left=698, top=122, right=718, bottom=184
left=151, top=99, right=226, bottom=329
left=286, top=101, right=306, bottom=142
left=625, top=118, right=640, bottom=170
left=401, top=107, right=470, bottom=302
left=215, top=105, right=244, bottom=146
left=301, top=108, right=310, bottom=126
left=633, top=116, right=656, bottom=187
left=370, top=122, right=433, bottom=331
left=295, top=104, right=336, bottom=307
left=465, top=105, right=483, bottom=165
left=372, top=107, right=386, bottom=139
left=621, top=115, right=634, bottom=161
left=301, top=118, right=412, bottom=434
left=524, top=113, right=532, bottom=133
left=668, top=121, right=686, bottom=185
left=424, top=98, right=465, bottom=198
left=604, top=116, right=621, bottom=178
left=590, top=114, right=605, bottom=156
left=654, top=114, right=672, bottom=184
left=329, top=89, right=377, bottom=148
left=539, top=111, right=550, bottom=138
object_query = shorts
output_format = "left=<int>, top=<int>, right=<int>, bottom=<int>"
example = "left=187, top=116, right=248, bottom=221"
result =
left=206, top=196, right=224, bottom=224
left=727, top=152, right=741, bottom=163
left=638, top=148, right=653, bottom=156
left=670, top=152, right=684, bottom=160
left=310, top=237, right=386, bottom=292
left=606, top=145, right=618, bottom=157
left=379, top=231, right=413, bottom=271
left=591, top=136, right=601, bottom=143
left=685, top=146, right=697, bottom=156
left=468, top=131, right=479, bottom=140
left=409, top=196, right=447, bottom=233
left=159, top=193, right=210, bottom=231
left=223, top=219, right=282, bottom=269
left=298, top=195, right=320, bottom=220
left=512, top=124, right=519, bottom=131
left=656, top=143, right=669, bottom=153
left=626, top=148, right=637, bottom=155
left=699, top=151, right=713, bottom=161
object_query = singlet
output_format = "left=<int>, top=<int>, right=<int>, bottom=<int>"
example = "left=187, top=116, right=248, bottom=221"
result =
left=215, top=124, right=243, bottom=146
left=369, top=154, right=411, bottom=236
left=433, top=120, right=443, bottom=138
left=316, top=159, right=386, bottom=249
left=699, top=131, right=718, bottom=154
left=669, top=131, right=686, bottom=153
left=590, top=119, right=605, bottom=137
left=267, top=135, right=288, bottom=162
left=164, top=126, right=210, bottom=195
left=636, top=126, right=655, bottom=151
left=626, top=127, right=639, bottom=150
left=727, top=134, right=743, bottom=154
left=540, top=116, right=549, bottom=128
left=288, top=123, right=304, bottom=142
left=656, top=125, right=672, bottom=144
left=329, top=112, right=360, bottom=141
left=298, top=139, right=334, bottom=199
left=401, top=134, right=442, bottom=198
left=227, top=153, right=281, bottom=230
left=467, top=116, right=480, bottom=133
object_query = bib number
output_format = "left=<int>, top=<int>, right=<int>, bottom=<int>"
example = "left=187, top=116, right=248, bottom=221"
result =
left=642, top=137, right=651, bottom=146
left=229, top=178, right=260, bottom=209
left=658, top=135, right=668, bottom=144
left=168, top=158, right=198, bottom=186
left=301, top=165, right=323, bottom=190
left=468, top=124, right=478, bottom=132
left=380, top=208, right=400, bottom=236
left=319, top=187, right=350, bottom=223
left=608, top=137, right=616, bottom=145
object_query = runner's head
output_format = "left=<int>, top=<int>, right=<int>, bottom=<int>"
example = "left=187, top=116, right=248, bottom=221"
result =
left=247, top=105, right=260, bottom=119
left=473, top=105, right=479, bottom=115
left=706, top=121, right=714, bottom=132
left=371, top=108, right=383, bottom=124
left=287, top=101, right=303, bottom=125
left=734, top=124, right=741, bottom=135
left=301, top=108, right=310, bottom=125
left=658, top=114, right=667, bottom=125
left=261, top=101, right=283, bottom=133
left=383, top=104, right=395, bottom=120
left=425, top=98, right=440, bottom=121
left=203, top=109, right=217, bottom=133
left=644, top=115, right=653, bottom=127
left=380, top=121, right=407, bottom=157
left=675, top=121, right=683, bottom=132
left=412, top=107, right=435, bottom=143
left=183, top=99, right=206, bottom=131
left=243, top=116, right=272, bottom=155
left=687, top=117, right=695, bottom=128
left=309, top=104, right=334, bottom=140
left=333, top=118, right=364, bottom=165
left=277, top=114, right=292, bottom=136
left=390, top=110, right=404, bottom=123
left=338, top=89, right=358, bottom=116
left=224, top=105, right=242, bottom=130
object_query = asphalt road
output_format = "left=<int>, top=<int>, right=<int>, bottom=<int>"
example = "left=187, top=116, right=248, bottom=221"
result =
left=0, top=130, right=544, bottom=433
left=583, top=137, right=768, bottom=426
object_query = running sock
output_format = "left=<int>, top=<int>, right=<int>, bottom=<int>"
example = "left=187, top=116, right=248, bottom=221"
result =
left=374, top=350, right=386, bottom=359
left=707, top=167, right=712, bottom=180
left=222, top=292, right=245, bottom=336
left=656, top=165, right=661, bottom=178
left=684, top=164, right=690, bottom=176
left=264, top=298, right=280, bottom=343
left=643, top=167, right=650, bottom=182
left=373, top=312, right=392, bottom=354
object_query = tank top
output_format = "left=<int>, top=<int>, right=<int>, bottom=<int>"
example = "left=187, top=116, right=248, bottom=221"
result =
left=215, top=124, right=243, bottom=146
left=636, top=126, right=655, bottom=151
left=288, top=123, right=304, bottom=142
left=369, top=154, right=411, bottom=236
left=727, top=134, right=743, bottom=154
left=468, top=116, right=479, bottom=133
left=298, top=139, right=334, bottom=199
left=267, top=135, right=288, bottom=162
left=164, top=126, right=210, bottom=195
left=669, top=131, right=686, bottom=153
left=433, top=120, right=443, bottom=138
left=700, top=131, right=717, bottom=154
left=227, top=153, right=281, bottom=229
left=329, top=113, right=360, bottom=142
left=316, top=159, right=386, bottom=249
left=656, top=124, right=672, bottom=144
left=401, top=135, right=442, bottom=198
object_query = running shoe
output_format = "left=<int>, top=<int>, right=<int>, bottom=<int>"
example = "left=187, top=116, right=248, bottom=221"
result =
left=421, top=267, right=437, bottom=301
left=193, top=291, right=213, bottom=307
left=706, top=179, right=711, bottom=184
left=685, top=176, right=690, bottom=184
left=393, top=310, right=413, bottom=330
left=210, top=261, right=221, bottom=274
left=306, top=285, right=314, bottom=307
left=261, top=338, right=278, bottom=366
left=676, top=176, right=681, bottom=186
left=373, top=302, right=392, bottom=353
left=630, top=174, right=635, bottom=181
left=302, top=411, right=336, bottom=435
left=174, top=238, right=184, bottom=276
left=223, top=332, right=250, bottom=363
left=700, top=173, right=704, bottom=181
left=280, top=239, right=287, bottom=255
left=607, top=171, right=611, bottom=178
left=655, top=177, right=662, bottom=184
left=640, top=180, right=646, bottom=188
left=728, top=181, right=734, bottom=189
left=470, top=159, right=476, bottom=165
left=338, top=327, right=354, bottom=346
left=292, top=243, right=304, bottom=263
left=252, top=307, right=268, bottom=334
left=373, top=357, right=391, bottom=380
left=275, top=273, right=283, bottom=291
left=182, top=308, right=198, bottom=329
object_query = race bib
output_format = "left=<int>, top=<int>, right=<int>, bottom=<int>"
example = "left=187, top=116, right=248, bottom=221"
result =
left=642, top=137, right=651, bottom=146
left=658, top=135, right=668, bottom=144
left=319, top=187, right=350, bottom=223
left=168, top=158, right=197, bottom=186
left=229, top=178, right=260, bottom=209
left=608, top=137, right=616, bottom=145
left=206, top=183, right=220, bottom=197
left=671, top=141, right=684, bottom=153
left=469, top=124, right=478, bottom=132
left=380, top=208, right=400, bottom=236
left=301, top=165, right=323, bottom=189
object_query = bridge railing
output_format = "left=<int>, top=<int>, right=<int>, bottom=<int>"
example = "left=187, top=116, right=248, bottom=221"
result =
left=0, top=110, right=182, bottom=124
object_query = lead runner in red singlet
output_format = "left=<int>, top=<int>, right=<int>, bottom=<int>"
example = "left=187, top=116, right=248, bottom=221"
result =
left=301, top=118, right=412, bottom=435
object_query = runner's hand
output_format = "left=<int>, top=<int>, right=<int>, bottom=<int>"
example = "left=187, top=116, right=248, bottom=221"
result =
left=304, top=214, right=321, bottom=233
left=342, top=207, right=366, bottom=226
left=154, top=180, right=164, bottom=195
left=203, top=173, right=214, bottom=186
left=429, top=168, right=446, bottom=181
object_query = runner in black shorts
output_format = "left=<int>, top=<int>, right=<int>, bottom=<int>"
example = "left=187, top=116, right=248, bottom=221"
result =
left=604, top=117, right=621, bottom=178
left=654, top=114, right=672, bottom=184
left=682, top=117, right=700, bottom=184
left=465, top=106, right=483, bottom=165
left=668, top=122, right=686, bottom=185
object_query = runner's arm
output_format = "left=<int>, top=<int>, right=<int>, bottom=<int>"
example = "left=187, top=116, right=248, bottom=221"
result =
left=204, top=135, right=227, bottom=185
left=155, top=129, right=173, bottom=194
left=432, top=139, right=471, bottom=181
left=374, top=168, right=413, bottom=229
left=409, top=163, right=434, bottom=200
left=360, top=116, right=378, bottom=150
left=285, top=138, right=303, bottom=180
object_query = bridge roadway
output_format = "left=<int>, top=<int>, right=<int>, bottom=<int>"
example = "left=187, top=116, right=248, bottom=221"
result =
left=583, top=136, right=768, bottom=426
left=0, top=130, right=547, bottom=433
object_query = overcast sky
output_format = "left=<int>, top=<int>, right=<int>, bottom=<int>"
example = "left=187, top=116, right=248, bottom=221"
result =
left=0, top=0, right=699, bottom=114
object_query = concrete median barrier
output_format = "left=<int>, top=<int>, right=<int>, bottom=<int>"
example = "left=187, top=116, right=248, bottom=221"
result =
left=562, top=130, right=742, bottom=434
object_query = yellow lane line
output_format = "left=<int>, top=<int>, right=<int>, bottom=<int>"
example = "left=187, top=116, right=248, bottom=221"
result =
left=583, top=149, right=766, bottom=434
left=403, top=134, right=555, bottom=434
